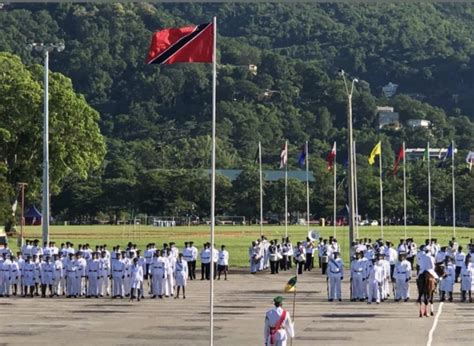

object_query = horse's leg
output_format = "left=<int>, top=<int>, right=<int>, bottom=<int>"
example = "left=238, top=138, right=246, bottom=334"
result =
left=423, top=292, right=429, bottom=317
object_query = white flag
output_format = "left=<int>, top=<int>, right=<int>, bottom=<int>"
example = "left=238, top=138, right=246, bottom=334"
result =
left=466, top=151, right=474, bottom=171
left=279, top=142, right=288, bottom=169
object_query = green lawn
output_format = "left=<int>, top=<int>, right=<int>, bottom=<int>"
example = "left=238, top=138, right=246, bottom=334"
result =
left=7, top=224, right=474, bottom=267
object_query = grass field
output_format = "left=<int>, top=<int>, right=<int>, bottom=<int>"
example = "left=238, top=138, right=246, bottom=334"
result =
left=6, top=224, right=474, bottom=267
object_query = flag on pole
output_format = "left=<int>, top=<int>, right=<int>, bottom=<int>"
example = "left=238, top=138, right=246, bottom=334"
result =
left=279, top=143, right=288, bottom=169
left=368, top=141, right=381, bottom=165
left=438, top=143, right=454, bottom=167
left=466, top=151, right=474, bottom=171
left=284, top=276, right=297, bottom=292
left=146, top=23, right=214, bottom=64
left=297, top=145, right=306, bottom=167
left=393, top=145, right=404, bottom=175
left=327, top=142, right=336, bottom=171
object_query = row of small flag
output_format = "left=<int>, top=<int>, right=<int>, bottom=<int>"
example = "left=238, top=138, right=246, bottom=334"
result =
left=274, top=142, right=474, bottom=173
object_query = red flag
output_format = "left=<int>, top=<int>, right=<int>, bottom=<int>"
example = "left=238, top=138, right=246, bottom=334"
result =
left=393, top=145, right=404, bottom=175
left=327, top=142, right=336, bottom=171
left=146, top=23, right=213, bottom=65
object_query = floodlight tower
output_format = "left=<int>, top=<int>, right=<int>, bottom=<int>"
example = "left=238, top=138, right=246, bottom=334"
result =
left=27, top=42, right=65, bottom=245
left=339, top=69, right=358, bottom=251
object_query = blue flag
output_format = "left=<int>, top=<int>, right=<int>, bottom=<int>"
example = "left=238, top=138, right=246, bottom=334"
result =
left=297, top=145, right=306, bottom=166
left=442, top=143, right=453, bottom=161
left=438, top=143, right=453, bottom=168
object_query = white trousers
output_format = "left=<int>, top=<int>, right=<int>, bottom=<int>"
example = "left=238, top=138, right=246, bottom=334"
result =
left=329, top=276, right=341, bottom=300
left=112, top=276, right=124, bottom=297
left=368, top=280, right=381, bottom=303
left=395, top=278, right=409, bottom=300
left=151, top=274, right=165, bottom=296
left=352, top=276, right=365, bottom=299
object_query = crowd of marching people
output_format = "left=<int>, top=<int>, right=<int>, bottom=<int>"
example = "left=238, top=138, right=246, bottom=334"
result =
left=248, top=235, right=321, bottom=275
left=249, top=234, right=474, bottom=303
left=0, top=239, right=230, bottom=301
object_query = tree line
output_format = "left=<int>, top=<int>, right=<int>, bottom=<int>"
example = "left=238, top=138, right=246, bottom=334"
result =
left=1, top=3, right=474, bottom=227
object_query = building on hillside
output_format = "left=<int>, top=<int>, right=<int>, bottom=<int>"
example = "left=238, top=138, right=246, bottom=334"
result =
left=377, top=106, right=400, bottom=130
left=407, top=119, right=431, bottom=129
left=207, top=169, right=315, bottom=182
left=248, top=64, right=258, bottom=75
left=405, top=147, right=457, bottom=161
left=382, top=82, right=399, bottom=98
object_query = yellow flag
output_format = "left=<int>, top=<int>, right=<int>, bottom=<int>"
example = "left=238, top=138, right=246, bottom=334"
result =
left=368, top=141, right=381, bottom=165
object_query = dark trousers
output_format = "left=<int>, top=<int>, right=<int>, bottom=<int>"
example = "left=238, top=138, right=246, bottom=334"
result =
left=270, top=261, right=279, bottom=274
left=455, top=266, right=462, bottom=282
left=297, top=261, right=304, bottom=275
left=304, top=253, right=313, bottom=271
left=213, top=263, right=217, bottom=280
left=280, top=256, right=288, bottom=271
left=203, top=263, right=210, bottom=280
left=288, top=256, right=292, bottom=268
left=318, top=256, right=322, bottom=268
left=390, top=264, right=395, bottom=280
left=322, top=262, right=328, bottom=275
left=189, top=261, right=196, bottom=279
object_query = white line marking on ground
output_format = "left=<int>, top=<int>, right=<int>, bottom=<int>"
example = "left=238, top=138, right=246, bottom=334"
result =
left=427, top=302, right=444, bottom=346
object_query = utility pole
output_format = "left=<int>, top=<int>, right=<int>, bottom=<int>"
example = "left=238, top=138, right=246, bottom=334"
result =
left=17, top=182, right=28, bottom=247
left=27, top=42, right=65, bottom=245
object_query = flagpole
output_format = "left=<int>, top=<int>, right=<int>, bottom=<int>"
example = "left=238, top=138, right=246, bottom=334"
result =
left=333, top=142, right=337, bottom=238
left=379, top=143, right=384, bottom=239
left=403, top=141, right=407, bottom=239
left=290, top=267, right=298, bottom=346
left=305, top=141, right=310, bottom=232
left=428, top=142, right=432, bottom=240
left=259, top=141, right=264, bottom=237
left=285, top=140, right=288, bottom=238
left=353, top=141, right=359, bottom=239
left=209, top=16, right=217, bottom=346
left=451, top=140, right=456, bottom=238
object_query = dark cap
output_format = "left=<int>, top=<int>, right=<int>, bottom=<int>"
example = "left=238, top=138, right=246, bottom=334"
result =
left=273, top=296, right=285, bottom=304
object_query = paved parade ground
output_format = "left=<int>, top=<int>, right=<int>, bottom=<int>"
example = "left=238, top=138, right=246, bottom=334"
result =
left=1, top=270, right=472, bottom=346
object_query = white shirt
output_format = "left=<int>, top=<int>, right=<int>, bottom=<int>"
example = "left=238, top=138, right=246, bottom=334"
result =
left=264, top=307, right=294, bottom=345
left=455, top=252, right=466, bottom=267
left=218, top=250, right=229, bottom=266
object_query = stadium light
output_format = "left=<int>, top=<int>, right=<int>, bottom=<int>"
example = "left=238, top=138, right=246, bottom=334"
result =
left=27, top=42, right=65, bottom=245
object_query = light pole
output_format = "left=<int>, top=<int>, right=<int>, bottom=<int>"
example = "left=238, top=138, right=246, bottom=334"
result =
left=27, top=42, right=65, bottom=245
left=339, top=69, right=358, bottom=252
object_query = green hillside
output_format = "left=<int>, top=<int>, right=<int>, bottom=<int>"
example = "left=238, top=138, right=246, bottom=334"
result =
left=1, top=3, right=474, bottom=225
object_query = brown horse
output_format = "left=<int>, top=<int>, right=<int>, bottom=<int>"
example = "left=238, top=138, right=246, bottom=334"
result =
left=417, top=266, right=444, bottom=317
left=417, top=272, right=436, bottom=317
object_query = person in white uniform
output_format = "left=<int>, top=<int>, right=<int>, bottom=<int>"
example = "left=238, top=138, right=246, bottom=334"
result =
left=150, top=250, right=167, bottom=299
left=440, top=257, right=455, bottom=302
left=350, top=251, right=366, bottom=301
left=175, top=253, right=188, bottom=299
left=217, top=245, right=229, bottom=280
left=264, top=296, right=295, bottom=346
left=367, top=255, right=384, bottom=304
left=393, top=253, right=412, bottom=302
left=327, top=251, right=344, bottom=301
left=129, top=257, right=144, bottom=302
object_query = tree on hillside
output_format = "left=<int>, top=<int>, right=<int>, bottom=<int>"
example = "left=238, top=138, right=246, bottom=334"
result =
left=0, top=52, right=105, bottom=224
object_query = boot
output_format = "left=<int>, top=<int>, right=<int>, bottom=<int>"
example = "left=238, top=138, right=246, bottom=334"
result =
left=440, top=292, right=445, bottom=302
left=449, top=292, right=453, bottom=302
